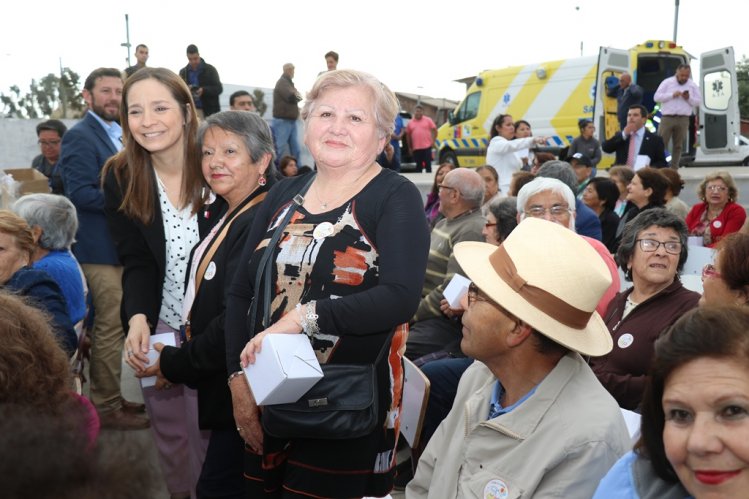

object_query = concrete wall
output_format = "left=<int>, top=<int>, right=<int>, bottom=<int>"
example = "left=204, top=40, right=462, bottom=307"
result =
left=0, top=118, right=79, bottom=169
left=0, top=116, right=313, bottom=170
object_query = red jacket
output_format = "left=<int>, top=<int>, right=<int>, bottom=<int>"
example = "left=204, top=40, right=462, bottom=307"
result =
left=685, top=201, right=746, bottom=248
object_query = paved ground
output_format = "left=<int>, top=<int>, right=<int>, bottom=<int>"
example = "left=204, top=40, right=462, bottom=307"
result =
left=92, top=362, right=408, bottom=498
left=86, top=361, right=170, bottom=498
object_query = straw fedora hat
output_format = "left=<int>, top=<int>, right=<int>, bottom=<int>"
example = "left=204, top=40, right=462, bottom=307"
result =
left=454, top=217, right=613, bottom=357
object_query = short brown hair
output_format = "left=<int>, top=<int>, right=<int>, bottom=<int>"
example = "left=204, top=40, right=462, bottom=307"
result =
left=0, top=210, right=35, bottom=260
left=637, top=306, right=749, bottom=482
left=716, top=233, right=749, bottom=295
left=608, top=166, right=635, bottom=186
left=0, top=292, right=73, bottom=413
left=636, top=167, right=669, bottom=206
left=658, top=168, right=684, bottom=196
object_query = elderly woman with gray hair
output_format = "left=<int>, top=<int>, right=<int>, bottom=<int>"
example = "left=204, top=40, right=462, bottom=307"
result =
left=589, top=208, right=700, bottom=410
left=0, top=210, right=77, bottom=356
left=12, top=194, right=86, bottom=327
left=137, top=110, right=276, bottom=498
left=227, top=69, right=429, bottom=497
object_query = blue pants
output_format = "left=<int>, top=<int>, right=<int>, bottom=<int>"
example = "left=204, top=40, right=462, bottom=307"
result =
left=272, top=118, right=300, bottom=162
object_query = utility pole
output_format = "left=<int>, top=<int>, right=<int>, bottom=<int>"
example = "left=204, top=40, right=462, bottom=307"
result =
left=121, top=14, right=132, bottom=67
left=576, top=6, right=583, bottom=56
left=673, top=0, right=680, bottom=42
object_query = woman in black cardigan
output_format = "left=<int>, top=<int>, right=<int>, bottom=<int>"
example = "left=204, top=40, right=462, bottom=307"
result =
left=103, top=68, right=211, bottom=499
left=142, top=111, right=276, bottom=498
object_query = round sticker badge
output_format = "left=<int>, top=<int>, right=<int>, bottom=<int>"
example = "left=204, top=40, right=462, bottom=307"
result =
left=313, top=222, right=335, bottom=240
left=712, top=220, right=722, bottom=229
left=618, top=333, right=634, bottom=349
left=204, top=261, right=217, bottom=281
left=483, top=479, right=509, bottom=499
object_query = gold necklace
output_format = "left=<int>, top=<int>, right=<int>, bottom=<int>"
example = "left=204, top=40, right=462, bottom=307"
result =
left=313, top=163, right=377, bottom=210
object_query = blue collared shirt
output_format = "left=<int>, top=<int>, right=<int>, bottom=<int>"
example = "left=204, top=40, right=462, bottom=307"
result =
left=489, top=381, right=539, bottom=419
left=88, top=110, right=123, bottom=152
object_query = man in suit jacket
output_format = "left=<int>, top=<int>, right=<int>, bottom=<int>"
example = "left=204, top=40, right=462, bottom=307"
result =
left=615, top=72, right=643, bottom=130
left=602, top=104, right=667, bottom=168
left=59, top=67, right=149, bottom=431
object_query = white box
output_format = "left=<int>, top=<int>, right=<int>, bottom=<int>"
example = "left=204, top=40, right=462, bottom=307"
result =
left=140, top=332, right=177, bottom=388
left=243, top=334, right=323, bottom=406
left=443, top=274, right=471, bottom=309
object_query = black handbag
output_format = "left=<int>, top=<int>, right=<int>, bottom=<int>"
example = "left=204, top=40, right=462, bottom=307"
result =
left=247, top=175, right=389, bottom=440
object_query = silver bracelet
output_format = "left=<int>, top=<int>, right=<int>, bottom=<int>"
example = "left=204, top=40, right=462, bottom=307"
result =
left=296, top=301, right=319, bottom=337
left=227, top=370, right=244, bottom=386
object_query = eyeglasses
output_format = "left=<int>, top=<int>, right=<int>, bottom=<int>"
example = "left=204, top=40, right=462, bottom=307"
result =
left=438, top=184, right=459, bottom=194
left=524, top=204, right=571, bottom=219
left=706, top=185, right=728, bottom=192
left=38, top=140, right=61, bottom=147
left=467, top=283, right=519, bottom=322
left=636, top=238, right=682, bottom=255
left=702, top=263, right=722, bottom=279
left=484, top=221, right=497, bottom=229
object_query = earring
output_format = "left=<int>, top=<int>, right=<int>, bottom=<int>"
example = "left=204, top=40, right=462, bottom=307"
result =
left=258, top=173, right=267, bottom=186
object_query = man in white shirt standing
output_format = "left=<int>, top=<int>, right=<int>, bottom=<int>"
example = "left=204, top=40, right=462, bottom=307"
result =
left=654, top=64, right=701, bottom=168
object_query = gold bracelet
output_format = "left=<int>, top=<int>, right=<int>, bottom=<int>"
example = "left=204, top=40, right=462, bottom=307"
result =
left=227, top=370, right=244, bottom=386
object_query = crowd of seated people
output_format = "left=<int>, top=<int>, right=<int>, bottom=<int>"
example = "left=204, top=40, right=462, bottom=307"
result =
left=10, top=74, right=749, bottom=499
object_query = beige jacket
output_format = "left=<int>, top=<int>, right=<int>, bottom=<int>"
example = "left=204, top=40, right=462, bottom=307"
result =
left=407, top=353, right=630, bottom=498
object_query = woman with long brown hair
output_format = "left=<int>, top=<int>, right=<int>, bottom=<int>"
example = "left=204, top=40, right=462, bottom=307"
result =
left=103, top=67, right=211, bottom=499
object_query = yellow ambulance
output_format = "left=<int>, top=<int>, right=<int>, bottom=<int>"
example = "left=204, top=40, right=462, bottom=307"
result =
left=436, top=40, right=743, bottom=168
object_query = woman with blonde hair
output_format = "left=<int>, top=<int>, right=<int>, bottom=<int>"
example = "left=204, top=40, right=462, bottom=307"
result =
left=685, top=170, right=746, bottom=247
left=228, top=69, right=429, bottom=497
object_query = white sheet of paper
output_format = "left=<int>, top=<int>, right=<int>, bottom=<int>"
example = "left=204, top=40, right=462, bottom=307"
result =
left=633, top=155, right=651, bottom=171
left=140, top=332, right=177, bottom=388
left=620, top=408, right=642, bottom=442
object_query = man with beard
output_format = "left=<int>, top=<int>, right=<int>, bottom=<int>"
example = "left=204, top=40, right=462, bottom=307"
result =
left=59, top=68, right=149, bottom=431
left=654, top=64, right=701, bottom=168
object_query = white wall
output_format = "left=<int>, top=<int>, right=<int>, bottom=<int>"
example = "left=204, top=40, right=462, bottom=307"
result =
left=0, top=118, right=78, bottom=169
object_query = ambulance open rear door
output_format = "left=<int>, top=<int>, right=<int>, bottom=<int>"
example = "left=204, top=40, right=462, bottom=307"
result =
left=593, top=47, right=629, bottom=148
left=699, top=47, right=738, bottom=155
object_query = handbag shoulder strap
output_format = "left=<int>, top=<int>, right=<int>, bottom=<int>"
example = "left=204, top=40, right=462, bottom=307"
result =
left=249, top=175, right=316, bottom=336
left=194, top=192, right=267, bottom=296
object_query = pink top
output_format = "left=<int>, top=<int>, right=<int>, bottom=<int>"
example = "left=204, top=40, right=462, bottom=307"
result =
left=654, top=76, right=701, bottom=116
left=582, top=236, right=621, bottom=317
left=406, top=117, right=437, bottom=150
left=72, top=392, right=101, bottom=449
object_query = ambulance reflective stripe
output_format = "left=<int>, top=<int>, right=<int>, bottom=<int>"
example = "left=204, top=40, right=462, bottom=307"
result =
left=482, top=63, right=541, bottom=132
left=527, top=57, right=598, bottom=144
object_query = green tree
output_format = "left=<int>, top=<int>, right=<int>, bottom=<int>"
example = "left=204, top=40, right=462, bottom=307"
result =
left=253, top=89, right=268, bottom=117
left=0, top=68, right=85, bottom=119
left=738, top=55, right=749, bottom=120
